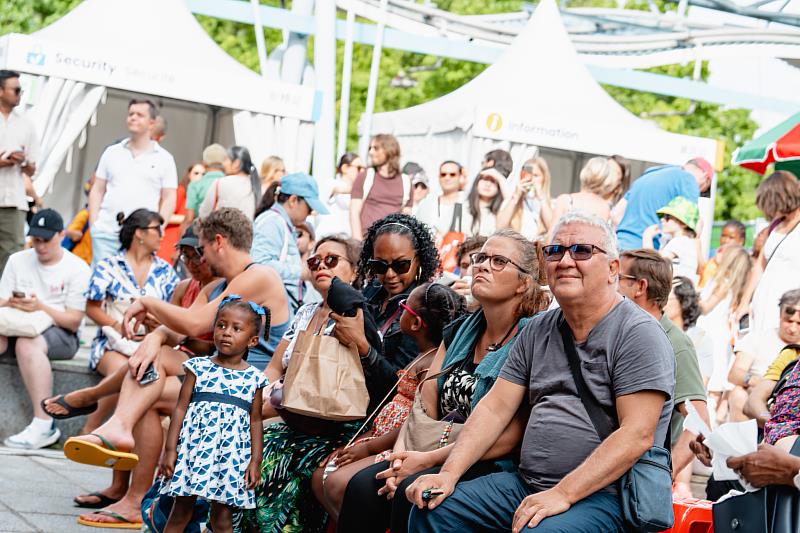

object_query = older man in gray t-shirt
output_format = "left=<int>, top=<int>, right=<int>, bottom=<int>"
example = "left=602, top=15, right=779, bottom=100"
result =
left=407, top=213, right=676, bottom=533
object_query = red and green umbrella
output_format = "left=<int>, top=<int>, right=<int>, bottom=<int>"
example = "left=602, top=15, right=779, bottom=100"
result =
left=733, top=111, right=800, bottom=175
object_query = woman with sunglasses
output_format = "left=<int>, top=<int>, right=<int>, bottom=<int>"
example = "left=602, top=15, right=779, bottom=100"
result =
left=336, top=229, right=551, bottom=533
left=497, top=156, right=553, bottom=241
left=316, top=282, right=467, bottom=520
left=330, top=213, right=440, bottom=408
left=241, top=235, right=369, bottom=532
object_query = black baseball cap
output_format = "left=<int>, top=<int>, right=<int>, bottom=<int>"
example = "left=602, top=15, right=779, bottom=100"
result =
left=176, top=225, right=200, bottom=248
left=27, top=208, right=64, bottom=240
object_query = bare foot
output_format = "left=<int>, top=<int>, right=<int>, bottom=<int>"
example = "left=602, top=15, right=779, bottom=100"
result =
left=42, top=389, right=96, bottom=417
left=79, top=498, right=142, bottom=525
left=73, top=425, right=136, bottom=453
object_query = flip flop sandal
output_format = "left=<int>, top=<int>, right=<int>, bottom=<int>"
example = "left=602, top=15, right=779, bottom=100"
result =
left=76, top=510, right=143, bottom=529
left=73, top=491, right=121, bottom=509
left=63, top=433, right=139, bottom=471
left=41, top=395, right=98, bottom=420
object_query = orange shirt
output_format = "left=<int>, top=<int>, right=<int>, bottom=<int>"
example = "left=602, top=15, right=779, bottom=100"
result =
left=66, top=208, right=92, bottom=265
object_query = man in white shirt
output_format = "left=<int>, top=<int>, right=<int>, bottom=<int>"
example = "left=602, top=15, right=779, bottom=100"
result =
left=87, top=99, right=177, bottom=265
left=0, top=70, right=40, bottom=273
left=0, top=209, right=91, bottom=449
left=416, top=160, right=472, bottom=242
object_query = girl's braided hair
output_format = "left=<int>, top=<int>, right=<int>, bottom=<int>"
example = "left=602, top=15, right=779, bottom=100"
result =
left=416, top=282, right=468, bottom=346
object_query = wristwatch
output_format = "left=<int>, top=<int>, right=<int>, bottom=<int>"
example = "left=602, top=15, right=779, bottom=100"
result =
left=743, top=372, right=753, bottom=387
left=793, top=469, right=800, bottom=491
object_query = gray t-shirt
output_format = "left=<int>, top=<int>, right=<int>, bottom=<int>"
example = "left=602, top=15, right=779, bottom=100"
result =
left=499, top=299, right=675, bottom=493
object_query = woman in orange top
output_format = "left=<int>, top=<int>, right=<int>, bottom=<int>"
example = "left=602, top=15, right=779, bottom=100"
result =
left=157, top=162, right=205, bottom=262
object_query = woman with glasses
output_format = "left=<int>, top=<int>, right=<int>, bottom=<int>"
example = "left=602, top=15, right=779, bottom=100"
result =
left=240, top=234, right=366, bottom=532
left=330, top=213, right=441, bottom=406
left=336, top=229, right=550, bottom=533
left=497, top=156, right=553, bottom=241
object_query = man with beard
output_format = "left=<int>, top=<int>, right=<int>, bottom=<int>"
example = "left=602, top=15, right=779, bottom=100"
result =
left=46, top=208, right=290, bottom=528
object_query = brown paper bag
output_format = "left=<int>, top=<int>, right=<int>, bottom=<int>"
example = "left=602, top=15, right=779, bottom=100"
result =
left=281, top=327, right=369, bottom=421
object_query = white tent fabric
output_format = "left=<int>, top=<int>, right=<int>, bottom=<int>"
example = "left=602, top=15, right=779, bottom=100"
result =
left=1, top=0, right=319, bottom=197
left=363, top=0, right=719, bottom=185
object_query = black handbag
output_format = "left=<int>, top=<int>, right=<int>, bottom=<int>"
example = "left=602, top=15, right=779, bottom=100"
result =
left=558, top=317, right=673, bottom=532
left=712, top=439, right=800, bottom=533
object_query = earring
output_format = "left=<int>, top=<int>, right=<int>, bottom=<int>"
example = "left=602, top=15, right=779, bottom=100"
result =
left=416, top=266, right=422, bottom=281
left=139, top=239, right=144, bottom=245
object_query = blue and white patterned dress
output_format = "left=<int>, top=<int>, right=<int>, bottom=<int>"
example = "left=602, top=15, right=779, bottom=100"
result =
left=163, top=357, right=268, bottom=508
left=85, top=251, right=178, bottom=370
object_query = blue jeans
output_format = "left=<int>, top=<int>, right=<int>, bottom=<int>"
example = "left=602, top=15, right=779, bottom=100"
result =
left=409, top=471, right=624, bottom=533
left=90, top=229, right=120, bottom=268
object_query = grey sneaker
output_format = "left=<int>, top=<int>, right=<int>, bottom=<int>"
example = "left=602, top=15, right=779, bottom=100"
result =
left=4, top=422, right=61, bottom=449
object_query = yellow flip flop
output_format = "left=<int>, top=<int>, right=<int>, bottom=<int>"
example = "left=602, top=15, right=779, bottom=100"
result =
left=63, top=433, right=139, bottom=471
left=77, top=510, right=143, bottom=529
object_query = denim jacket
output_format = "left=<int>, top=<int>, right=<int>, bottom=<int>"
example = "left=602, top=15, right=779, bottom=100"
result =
left=251, top=203, right=302, bottom=310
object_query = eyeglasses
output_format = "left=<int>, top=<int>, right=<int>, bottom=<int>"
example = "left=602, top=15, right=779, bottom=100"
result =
left=367, top=258, right=414, bottom=276
left=13, top=87, right=22, bottom=96
left=522, top=165, right=535, bottom=173
left=142, top=224, right=163, bottom=236
left=295, top=229, right=304, bottom=239
left=439, top=172, right=459, bottom=178
left=195, top=245, right=205, bottom=257
left=398, top=299, right=426, bottom=327
left=542, top=244, right=607, bottom=262
left=783, top=306, right=800, bottom=319
left=307, top=254, right=349, bottom=271
left=469, top=252, right=530, bottom=274
left=619, top=274, right=638, bottom=283
left=180, top=251, right=203, bottom=264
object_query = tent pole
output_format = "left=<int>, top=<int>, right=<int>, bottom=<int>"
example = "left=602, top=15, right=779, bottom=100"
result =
left=250, top=0, right=269, bottom=76
left=337, top=9, right=356, bottom=161
left=312, top=0, right=336, bottom=183
left=360, top=0, right=388, bottom=160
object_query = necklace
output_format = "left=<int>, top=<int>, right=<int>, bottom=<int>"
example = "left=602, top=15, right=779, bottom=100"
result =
left=486, top=321, right=519, bottom=352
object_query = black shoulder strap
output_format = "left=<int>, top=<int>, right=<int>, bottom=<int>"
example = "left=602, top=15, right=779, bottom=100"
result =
left=448, top=203, right=463, bottom=233
left=558, top=316, right=615, bottom=440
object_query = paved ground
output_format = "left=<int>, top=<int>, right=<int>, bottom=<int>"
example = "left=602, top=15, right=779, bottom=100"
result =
left=0, top=446, right=127, bottom=533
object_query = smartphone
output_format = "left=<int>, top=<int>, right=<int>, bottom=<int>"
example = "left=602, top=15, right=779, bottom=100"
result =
left=435, top=271, right=459, bottom=287
left=12, top=291, right=26, bottom=298
left=139, top=363, right=160, bottom=386
left=739, top=314, right=750, bottom=334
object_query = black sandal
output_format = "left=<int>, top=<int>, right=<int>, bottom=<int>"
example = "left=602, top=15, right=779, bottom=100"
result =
left=73, top=491, right=121, bottom=509
left=41, top=395, right=98, bottom=420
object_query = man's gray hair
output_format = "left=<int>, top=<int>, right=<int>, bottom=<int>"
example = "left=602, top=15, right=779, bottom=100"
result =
left=550, top=211, right=619, bottom=259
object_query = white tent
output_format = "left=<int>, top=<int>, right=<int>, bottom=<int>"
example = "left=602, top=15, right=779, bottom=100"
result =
left=0, top=0, right=319, bottom=216
left=363, top=0, right=720, bottom=193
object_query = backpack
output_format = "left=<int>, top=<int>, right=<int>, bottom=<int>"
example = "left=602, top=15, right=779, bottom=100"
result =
left=362, top=168, right=412, bottom=209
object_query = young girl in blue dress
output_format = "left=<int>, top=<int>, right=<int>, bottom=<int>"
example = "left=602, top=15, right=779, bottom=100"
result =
left=159, top=295, right=269, bottom=533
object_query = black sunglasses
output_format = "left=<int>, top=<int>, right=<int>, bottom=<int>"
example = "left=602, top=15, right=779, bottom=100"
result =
left=307, top=254, right=348, bottom=271
left=141, top=224, right=163, bottom=236
left=542, top=244, right=607, bottom=262
left=367, top=258, right=414, bottom=276
left=470, top=252, right=529, bottom=274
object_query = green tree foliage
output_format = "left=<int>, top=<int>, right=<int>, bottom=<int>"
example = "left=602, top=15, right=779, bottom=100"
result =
left=0, top=0, right=763, bottom=219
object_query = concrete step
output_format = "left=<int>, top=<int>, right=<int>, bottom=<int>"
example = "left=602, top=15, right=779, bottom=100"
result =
left=1, top=326, right=100, bottom=446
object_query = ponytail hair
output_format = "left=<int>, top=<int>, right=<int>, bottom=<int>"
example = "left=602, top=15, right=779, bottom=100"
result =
left=228, top=145, right=261, bottom=213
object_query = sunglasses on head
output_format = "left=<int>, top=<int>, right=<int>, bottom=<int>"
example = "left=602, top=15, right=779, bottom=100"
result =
left=542, top=244, right=607, bottom=262
left=367, top=258, right=413, bottom=276
left=306, top=254, right=348, bottom=271
left=399, top=299, right=426, bottom=327
left=469, top=252, right=529, bottom=274
left=783, top=305, right=800, bottom=319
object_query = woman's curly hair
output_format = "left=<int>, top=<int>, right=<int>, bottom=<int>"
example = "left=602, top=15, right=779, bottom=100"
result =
left=356, top=213, right=440, bottom=287
left=672, top=276, right=701, bottom=330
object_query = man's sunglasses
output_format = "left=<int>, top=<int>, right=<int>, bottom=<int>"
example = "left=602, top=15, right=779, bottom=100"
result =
left=469, top=252, right=529, bottom=274
left=398, top=299, right=426, bottom=327
left=367, top=258, right=413, bottom=276
left=542, top=244, right=607, bottom=262
left=783, top=305, right=800, bottom=319
left=439, top=171, right=459, bottom=178
left=307, top=254, right=349, bottom=271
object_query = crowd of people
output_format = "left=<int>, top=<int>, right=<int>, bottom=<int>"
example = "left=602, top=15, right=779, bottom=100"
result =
left=1, top=65, right=800, bottom=533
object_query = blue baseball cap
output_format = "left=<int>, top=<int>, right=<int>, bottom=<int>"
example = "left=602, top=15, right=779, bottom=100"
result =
left=279, top=172, right=329, bottom=215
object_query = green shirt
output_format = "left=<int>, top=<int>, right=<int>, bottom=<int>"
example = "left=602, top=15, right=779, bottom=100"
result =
left=185, top=170, right=224, bottom=212
left=660, top=314, right=706, bottom=446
